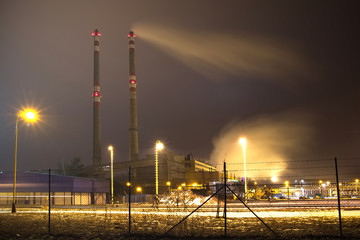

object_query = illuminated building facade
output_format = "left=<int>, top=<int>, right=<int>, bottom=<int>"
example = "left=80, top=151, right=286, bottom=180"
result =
left=112, top=152, right=220, bottom=194
left=0, top=172, right=109, bottom=205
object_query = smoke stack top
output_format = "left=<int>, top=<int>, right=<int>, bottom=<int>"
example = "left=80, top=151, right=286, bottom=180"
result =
left=128, top=31, right=135, bottom=38
left=92, top=29, right=101, bottom=36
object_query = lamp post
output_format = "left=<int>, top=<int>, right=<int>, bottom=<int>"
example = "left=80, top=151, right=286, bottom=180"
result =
left=300, top=179, right=304, bottom=197
left=239, top=137, right=247, bottom=200
left=285, top=181, right=290, bottom=199
left=155, top=140, right=164, bottom=197
left=339, top=183, right=342, bottom=198
left=166, top=181, right=171, bottom=194
left=12, top=109, right=38, bottom=213
left=355, top=179, right=359, bottom=197
left=319, top=180, right=323, bottom=197
left=108, top=145, right=114, bottom=204
left=136, top=187, right=142, bottom=194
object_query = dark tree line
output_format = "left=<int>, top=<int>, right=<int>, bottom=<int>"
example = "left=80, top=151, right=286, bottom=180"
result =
left=58, top=157, right=93, bottom=177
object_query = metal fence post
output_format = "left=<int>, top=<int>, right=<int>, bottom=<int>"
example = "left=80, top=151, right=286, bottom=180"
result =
left=334, top=157, right=342, bottom=237
left=128, top=166, right=131, bottom=234
left=48, top=168, right=51, bottom=235
left=224, top=161, right=227, bottom=237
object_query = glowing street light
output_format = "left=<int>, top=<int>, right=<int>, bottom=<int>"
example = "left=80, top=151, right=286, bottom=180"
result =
left=108, top=145, right=114, bottom=204
left=285, top=181, right=290, bottom=199
left=239, top=137, right=247, bottom=200
left=136, top=187, right=142, bottom=194
left=12, top=108, right=38, bottom=213
left=271, top=176, right=278, bottom=183
left=155, top=140, right=164, bottom=197
left=166, top=181, right=171, bottom=194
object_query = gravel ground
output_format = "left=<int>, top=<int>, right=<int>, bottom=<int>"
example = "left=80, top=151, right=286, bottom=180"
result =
left=1, top=208, right=360, bottom=240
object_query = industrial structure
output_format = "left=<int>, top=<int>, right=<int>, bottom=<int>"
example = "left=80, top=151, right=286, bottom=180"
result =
left=108, top=31, right=220, bottom=193
left=112, top=152, right=220, bottom=194
left=85, top=30, right=221, bottom=194
left=0, top=172, right=109, bottom=205
left=128, top=31, right=139, bottom=162
left=92, top=29, right=102, bottom=168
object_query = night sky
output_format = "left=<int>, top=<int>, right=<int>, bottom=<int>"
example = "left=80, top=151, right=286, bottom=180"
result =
left=0, top=1, right=359, bottom=180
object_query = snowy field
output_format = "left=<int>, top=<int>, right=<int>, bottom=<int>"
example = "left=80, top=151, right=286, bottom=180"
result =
left=1, top=206, right=360, bottom=239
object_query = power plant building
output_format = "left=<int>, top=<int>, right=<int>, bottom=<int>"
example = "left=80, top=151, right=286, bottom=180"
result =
left=87, top=30, right=220, bottom=192
left=113, top=152, right=220, bottom=194
left=108, top=30, right=220, bottom=191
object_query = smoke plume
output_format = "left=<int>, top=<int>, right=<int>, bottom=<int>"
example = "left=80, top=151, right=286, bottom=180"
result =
left=209, top=111, right=314, bottom=182
left=133, top=23, right=311, bottom=83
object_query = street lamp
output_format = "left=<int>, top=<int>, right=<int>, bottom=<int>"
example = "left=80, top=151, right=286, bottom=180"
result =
left=155, top=140, right=164, bottom=197
left=300, top=179, right=305, bottom=197
left=166, top=181, right=171, bottom=194
left=239, top=137, right=247, bottom=200
left=285, top=181, right=290, bottom=199
left=271, top=176, right=278, bottom=183
left=319, top=180, right=323, bottom=197
left=108, top=145, right=114, bottom=204
left=339, top=183, right=342, bottom=198
left=136, top=187, right=142, bottom=194
left=12, top=108, right=38, bottom=213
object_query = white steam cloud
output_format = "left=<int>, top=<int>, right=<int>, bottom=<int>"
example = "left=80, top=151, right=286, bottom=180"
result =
left=133, top=23, right=311, bottom=83
left=210, top=112, right=314, bottom=181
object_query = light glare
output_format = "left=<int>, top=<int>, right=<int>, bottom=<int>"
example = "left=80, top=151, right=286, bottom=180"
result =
left=156, top=141, right=164, bottom=150
left=20, top=108, right=38, bottom=123
left=239, top=137, right=246, bottom=145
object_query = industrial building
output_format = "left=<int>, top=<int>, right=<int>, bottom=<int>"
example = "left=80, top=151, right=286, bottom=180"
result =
left=111, top=151, right=220, bottom=194
left=0, top=172, right=109, bottom=205
left=86, top=30, right=220, bottom=194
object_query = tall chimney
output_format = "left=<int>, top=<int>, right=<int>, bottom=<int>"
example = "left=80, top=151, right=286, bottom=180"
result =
left=92, top=29, right=102, bottom=167
left=128, top=31, right=139, bottom=161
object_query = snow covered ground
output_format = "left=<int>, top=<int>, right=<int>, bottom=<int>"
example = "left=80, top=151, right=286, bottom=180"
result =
left=1, top=205, right=360, bottom=239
